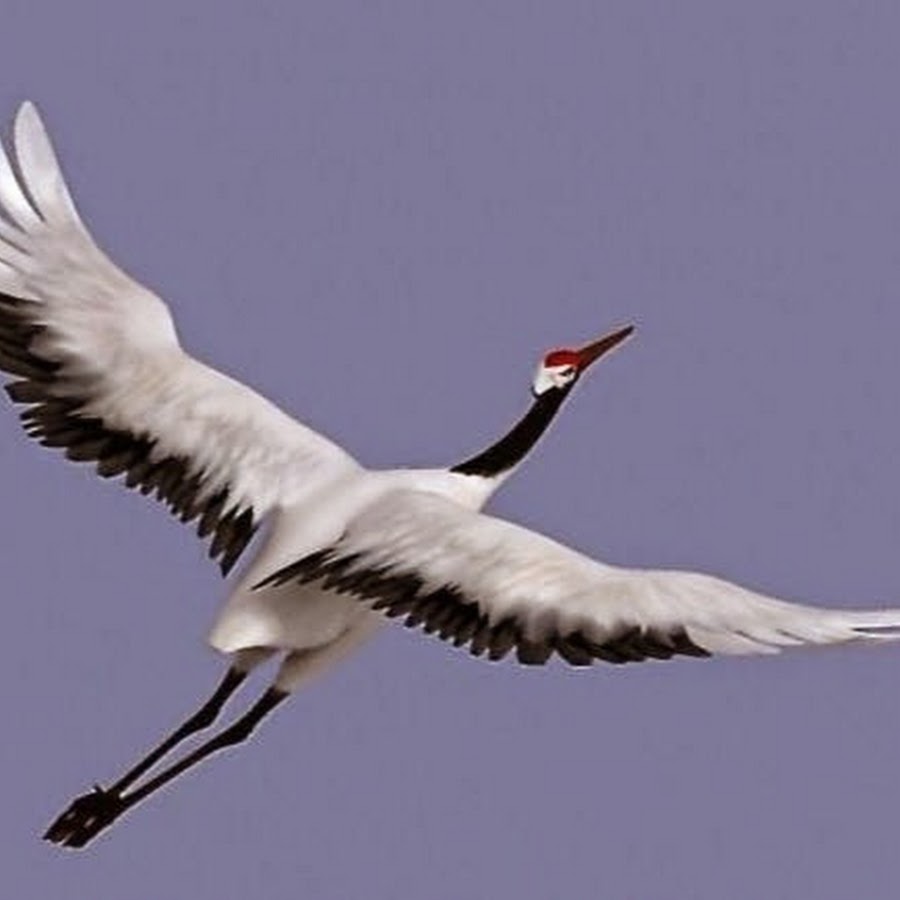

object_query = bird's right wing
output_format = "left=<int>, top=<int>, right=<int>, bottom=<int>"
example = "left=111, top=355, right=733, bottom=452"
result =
left=0, top=102, right=360, bottom=574
left=259, top=489, right=900, bottom=665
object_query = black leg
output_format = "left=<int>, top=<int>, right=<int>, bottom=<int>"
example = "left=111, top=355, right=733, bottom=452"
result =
left=123, top=687, right=288, bottom=807
left=112, top=667, right=248, bottom=793
left=44, top=686, right=288, bottom=849
left=43, top=666, right=248, bottom=848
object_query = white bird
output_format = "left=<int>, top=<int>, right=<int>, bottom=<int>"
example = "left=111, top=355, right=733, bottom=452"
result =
left=1, top=102, right=898, bottom=850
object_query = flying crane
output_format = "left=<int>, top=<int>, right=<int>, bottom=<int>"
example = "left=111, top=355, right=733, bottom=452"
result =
left=0, top=103, right=897, bottom=849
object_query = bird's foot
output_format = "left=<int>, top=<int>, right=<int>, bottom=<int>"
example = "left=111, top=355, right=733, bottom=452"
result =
left=43, top=784, right=126, bottom=849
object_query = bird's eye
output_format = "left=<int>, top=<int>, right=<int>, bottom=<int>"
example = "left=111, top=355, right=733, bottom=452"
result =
left=561, top=366, right=576, bottom=378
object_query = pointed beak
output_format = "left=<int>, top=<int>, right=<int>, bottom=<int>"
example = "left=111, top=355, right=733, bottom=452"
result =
left=576, top=324, right=635, bottom=372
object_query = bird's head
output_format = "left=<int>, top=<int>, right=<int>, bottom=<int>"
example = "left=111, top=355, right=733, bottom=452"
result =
left=452, top=324, right=635, bottom=477
left=531, top=324, right=635, bottom=398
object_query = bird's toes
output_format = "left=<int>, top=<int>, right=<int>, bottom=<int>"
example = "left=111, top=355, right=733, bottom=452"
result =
left=43, top=785, right=124, bottom=848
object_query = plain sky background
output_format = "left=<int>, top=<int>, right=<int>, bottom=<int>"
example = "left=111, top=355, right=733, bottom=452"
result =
left=2, top=2, right=900, bottom=898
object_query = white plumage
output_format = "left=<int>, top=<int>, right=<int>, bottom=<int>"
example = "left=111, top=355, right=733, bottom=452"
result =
left=292, top=489, right=900, bottom=659
left=1, top=102, right=897, bottom=848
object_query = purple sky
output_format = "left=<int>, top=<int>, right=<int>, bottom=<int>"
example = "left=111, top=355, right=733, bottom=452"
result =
left=3, top=2, right=900, bottom=897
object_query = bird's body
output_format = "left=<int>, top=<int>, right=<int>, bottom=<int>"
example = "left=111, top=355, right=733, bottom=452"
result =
left=212, top=467, right=494, bottom=658
left=2, top=101, right=899, bottom=848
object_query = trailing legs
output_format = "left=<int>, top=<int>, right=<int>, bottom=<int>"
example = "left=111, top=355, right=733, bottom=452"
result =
left=43, top=622, right=380, bottom=850
left=43, top=647, right=274, bottom=848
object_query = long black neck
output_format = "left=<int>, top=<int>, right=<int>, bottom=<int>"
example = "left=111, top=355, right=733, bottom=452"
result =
left=451, top=387, right=571, bottom=478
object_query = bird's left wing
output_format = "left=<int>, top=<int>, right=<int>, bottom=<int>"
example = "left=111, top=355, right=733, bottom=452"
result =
left=259, top=489, right=900, bottom=665
left=0, top=102, right=360, bottom=574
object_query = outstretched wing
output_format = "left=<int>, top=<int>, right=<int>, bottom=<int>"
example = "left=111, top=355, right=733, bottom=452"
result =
left=259, top=489, right=900, bottom=665
left=0, top=102, right=359, bottom=574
